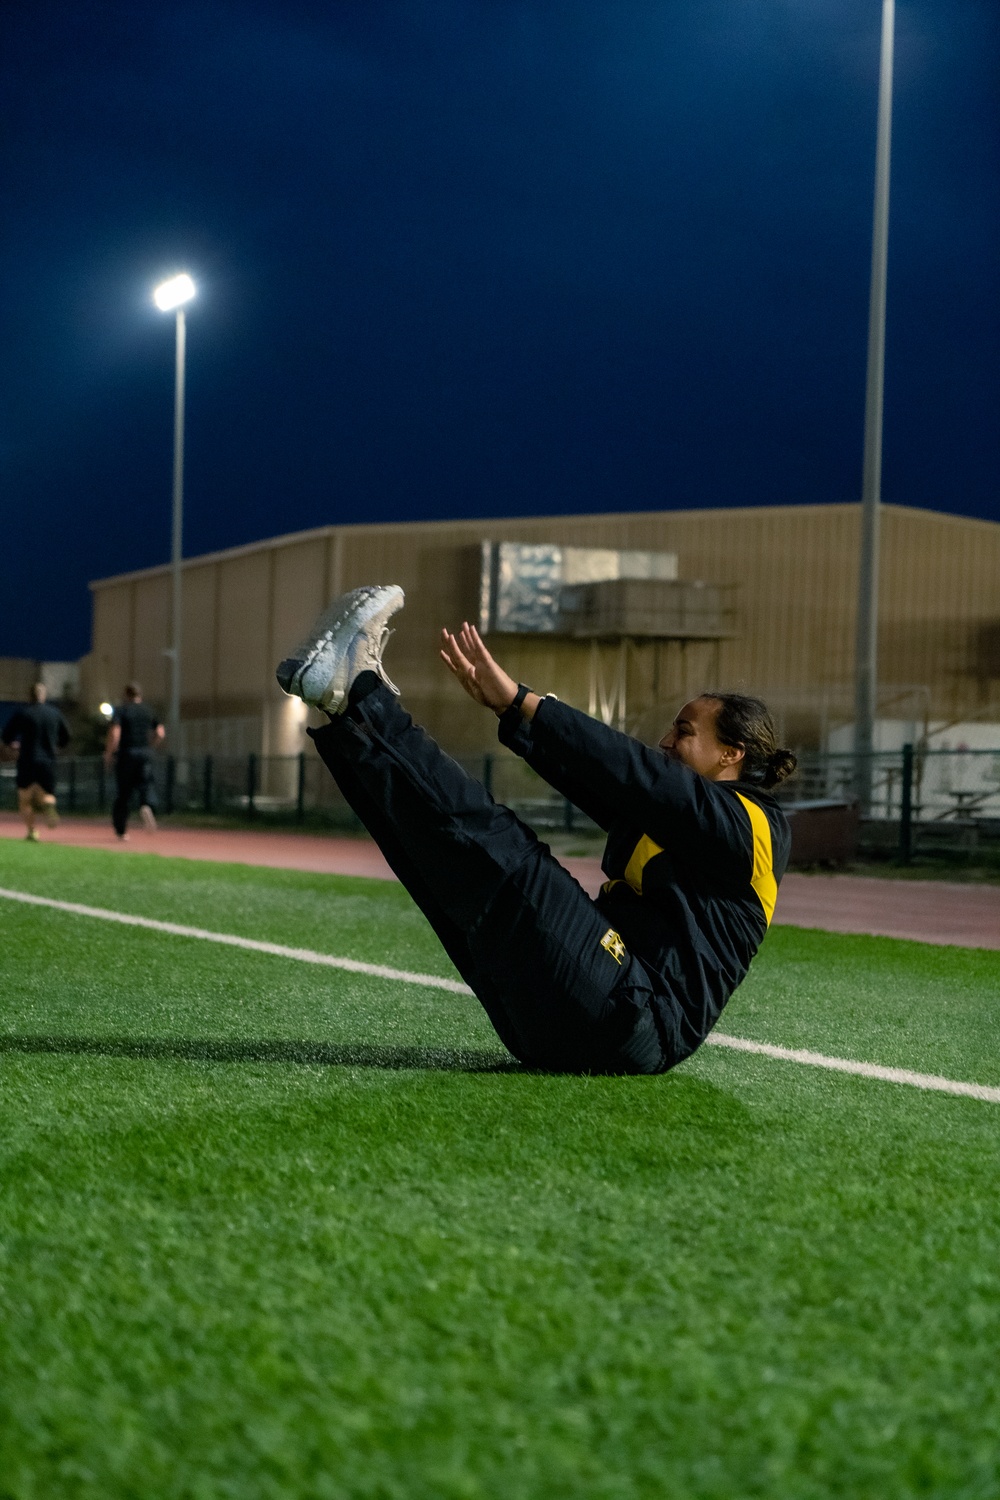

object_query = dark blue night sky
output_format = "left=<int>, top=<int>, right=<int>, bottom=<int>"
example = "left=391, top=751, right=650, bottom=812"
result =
left=1, top=0, right=997, bottom=660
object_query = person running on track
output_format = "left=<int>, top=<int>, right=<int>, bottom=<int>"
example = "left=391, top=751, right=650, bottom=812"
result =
left=104, top=682, right=165, bottom=840
left=277, top=585, right=796, bottom=1075
left=1, top=682, right=71, bottom=842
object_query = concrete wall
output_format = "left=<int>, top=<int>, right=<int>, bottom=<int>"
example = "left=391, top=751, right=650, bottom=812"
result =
left=82, top=504, right=1000, bottom=755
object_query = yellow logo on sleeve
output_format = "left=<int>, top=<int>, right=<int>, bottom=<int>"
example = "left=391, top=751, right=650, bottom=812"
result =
left=600, top=928, right=627, bottom=964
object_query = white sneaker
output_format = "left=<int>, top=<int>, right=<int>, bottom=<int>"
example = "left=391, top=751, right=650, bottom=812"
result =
left=276, top=585, right=405, bottom=713
left=139, top=804, right=157, bottom=832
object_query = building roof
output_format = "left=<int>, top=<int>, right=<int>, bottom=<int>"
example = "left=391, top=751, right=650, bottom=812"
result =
left=88, top=501, right=999, bottom=590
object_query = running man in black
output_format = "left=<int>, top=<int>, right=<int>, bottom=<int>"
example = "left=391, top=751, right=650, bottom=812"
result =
left=104, top=682, right=165, bottom=840
left=277, top=586, right=795, bottom=1075
left=1, top=683, right=71, bottom=842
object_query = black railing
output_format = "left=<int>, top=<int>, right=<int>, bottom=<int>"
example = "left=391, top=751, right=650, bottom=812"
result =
left=2, top=746, right=998, bottom=857
left=774, top=745, right=1000, bottom=862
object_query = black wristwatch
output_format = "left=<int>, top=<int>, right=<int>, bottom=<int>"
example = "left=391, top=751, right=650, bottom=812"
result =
left=508, top=683, right=532, bottom=713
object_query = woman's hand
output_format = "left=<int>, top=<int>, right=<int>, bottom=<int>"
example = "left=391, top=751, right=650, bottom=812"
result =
left=440, top=622, right=518, bottom=714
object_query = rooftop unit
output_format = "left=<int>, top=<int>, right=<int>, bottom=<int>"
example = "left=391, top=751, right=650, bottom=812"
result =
left=477, top=541, right=733, bottom=640
left=560, top=577, right=730, bottom=639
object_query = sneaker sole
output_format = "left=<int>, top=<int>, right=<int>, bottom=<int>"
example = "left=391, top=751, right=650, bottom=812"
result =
left=276, top=585, right=404, bottom=711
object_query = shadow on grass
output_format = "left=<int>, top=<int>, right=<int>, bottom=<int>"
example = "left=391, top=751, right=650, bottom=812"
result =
left=0, top=1034, right=518, bottom=1073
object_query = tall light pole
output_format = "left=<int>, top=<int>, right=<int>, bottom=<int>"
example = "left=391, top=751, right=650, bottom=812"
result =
left=854, top=0, right=895, bottom=803
left=153, top=273, right=196, bottom=749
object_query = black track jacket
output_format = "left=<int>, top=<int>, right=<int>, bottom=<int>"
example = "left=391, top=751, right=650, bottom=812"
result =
left=500, top=698, right=791, bottom=1062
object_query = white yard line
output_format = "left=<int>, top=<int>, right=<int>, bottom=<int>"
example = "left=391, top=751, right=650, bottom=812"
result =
left=0, top=885, right=472, bottom=995
left=706, top=1033, right=1000, bottom=1104
left=3, top=884, right=998, bottom=1104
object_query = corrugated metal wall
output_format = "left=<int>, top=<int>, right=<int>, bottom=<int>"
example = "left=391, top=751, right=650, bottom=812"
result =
left=0, top=658, right=41, bottom=702
left=82, top=504, right=1000, bottom=754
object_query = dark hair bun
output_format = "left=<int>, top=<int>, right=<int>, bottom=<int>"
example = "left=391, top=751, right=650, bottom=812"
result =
left=763, top=748, right=797, bottom=788
left=705, top=691, right=793, bottom=788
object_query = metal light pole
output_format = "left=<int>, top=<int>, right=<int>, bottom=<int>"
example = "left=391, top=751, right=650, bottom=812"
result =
left=854, top=0, right=895, bottom=805
left=153, top=273, right=196, bottom=749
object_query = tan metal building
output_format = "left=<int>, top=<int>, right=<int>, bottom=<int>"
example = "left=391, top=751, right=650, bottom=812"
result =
left=82, top=502, right=1000, bottom=757
left=1, top=658, right=80, bottom=706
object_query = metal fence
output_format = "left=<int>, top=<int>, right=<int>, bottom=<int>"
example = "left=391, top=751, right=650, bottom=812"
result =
left=775, top=745, right=1000, bottom=861
left=4, top=744, right=999, bottom=860
left=0, top=750, right=601, bottom=837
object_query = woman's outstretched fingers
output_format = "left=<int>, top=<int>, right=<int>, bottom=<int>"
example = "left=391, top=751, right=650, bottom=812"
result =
left=463, top=626, right=517, bottom=711
left=460, top=622, right=492, bottom=667
left=441, top=622, right=519, bottom=712
left=441, top=631, right=466, bottom=673
left=440, top=628, right=487, bottom=705
left=456, top=628, right=476, bottom=663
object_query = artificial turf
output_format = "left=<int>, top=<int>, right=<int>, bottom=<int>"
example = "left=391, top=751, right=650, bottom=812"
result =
left=1, top=840, right=998, bottom=1499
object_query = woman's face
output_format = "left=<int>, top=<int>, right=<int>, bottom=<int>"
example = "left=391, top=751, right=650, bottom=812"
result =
left=658, top=697, right=745, bottom=781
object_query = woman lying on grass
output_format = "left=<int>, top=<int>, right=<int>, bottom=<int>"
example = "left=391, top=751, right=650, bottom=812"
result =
left=277, top=586, right=796, bottom=1075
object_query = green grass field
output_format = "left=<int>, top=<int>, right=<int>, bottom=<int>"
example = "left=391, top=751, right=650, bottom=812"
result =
left=1, top=840, right=999, bottom=1500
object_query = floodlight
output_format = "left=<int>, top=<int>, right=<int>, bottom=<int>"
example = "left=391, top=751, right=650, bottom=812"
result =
left=99, top=702, right=114, bottom=719
left=153, top=273, right=196, bottom=312
left=150, top=272, right=196, bottom=741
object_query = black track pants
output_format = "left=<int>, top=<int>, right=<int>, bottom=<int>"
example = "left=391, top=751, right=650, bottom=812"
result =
left=112, top=751, right=156, bottom=837
left=309, top=682, right=667, bottom=1074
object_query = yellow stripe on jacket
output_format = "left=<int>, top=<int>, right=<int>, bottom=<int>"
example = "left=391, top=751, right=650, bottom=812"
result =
left=623, top=833, right=664, bottom=894
left=735, top=792, right=777, bottom=925
left=602, top=833, right=665, bottom=899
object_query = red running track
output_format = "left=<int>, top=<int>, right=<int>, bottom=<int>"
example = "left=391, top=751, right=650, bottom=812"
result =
left=1, top=812, right=997, bottom=950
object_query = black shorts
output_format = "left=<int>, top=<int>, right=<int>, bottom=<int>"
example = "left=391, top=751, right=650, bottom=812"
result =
left=16, top=761, right=56, bottom=794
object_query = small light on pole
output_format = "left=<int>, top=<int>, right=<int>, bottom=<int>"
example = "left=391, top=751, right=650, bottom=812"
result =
left=153, top=272, right=196, bottom=749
